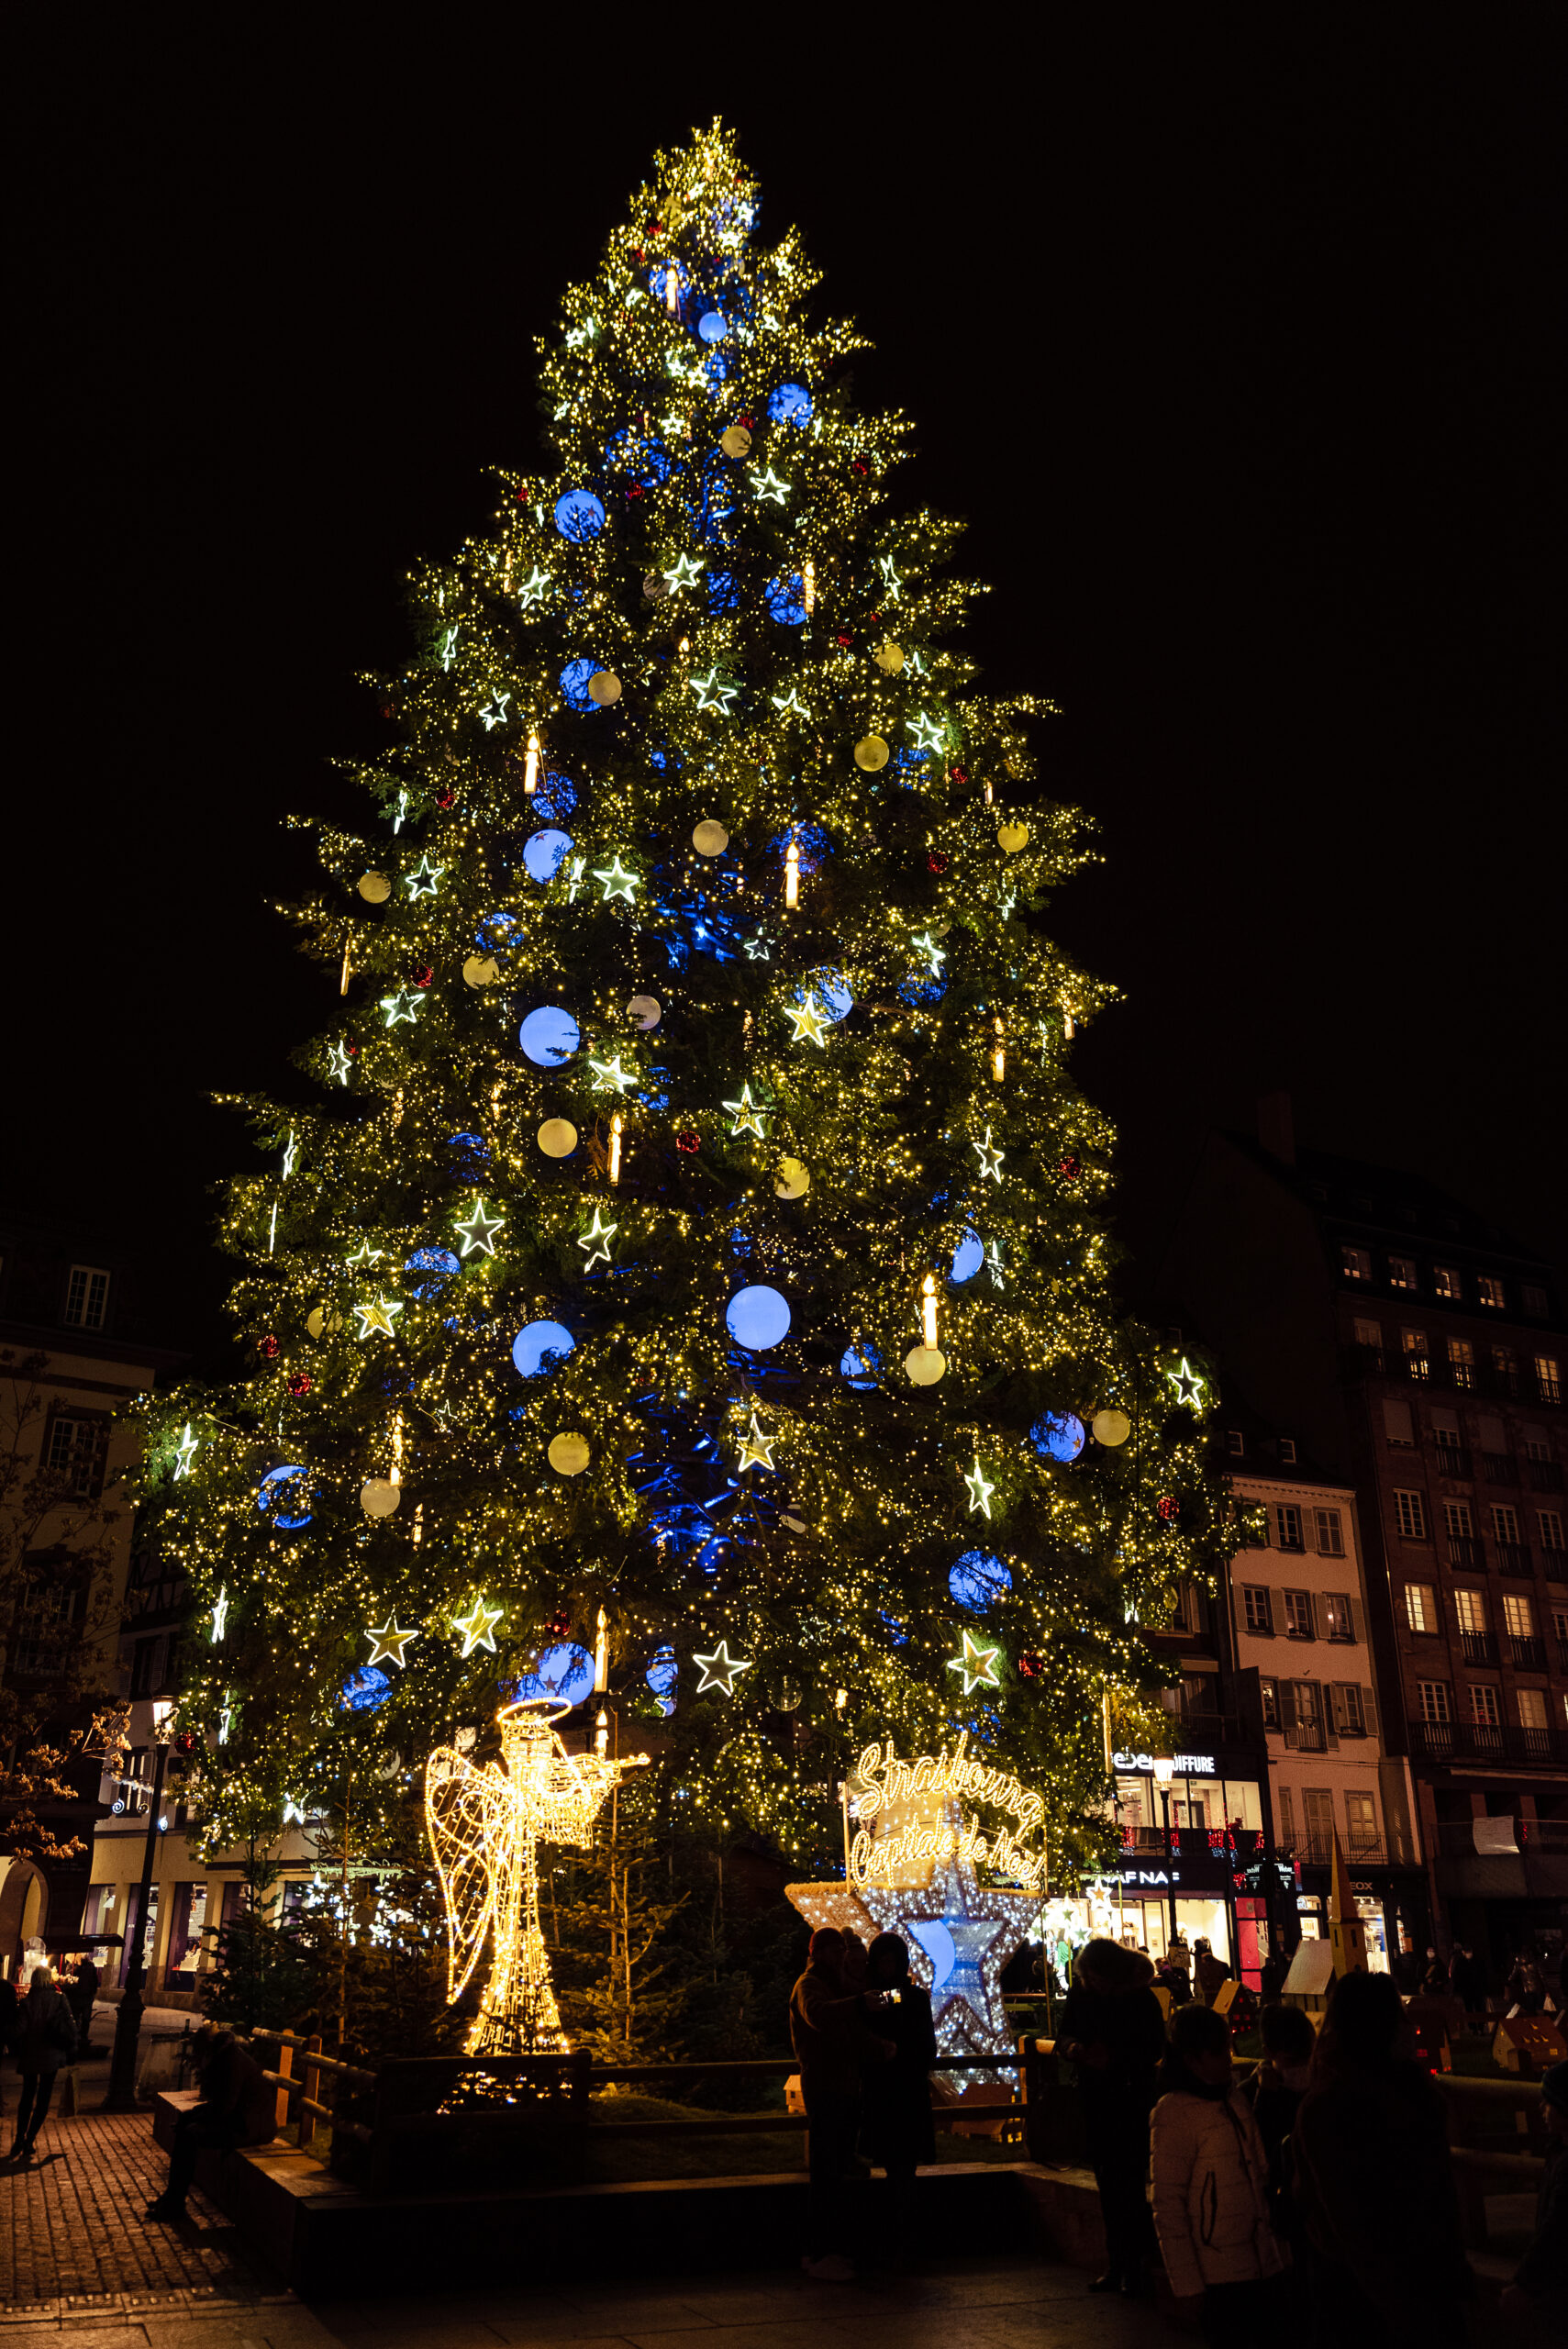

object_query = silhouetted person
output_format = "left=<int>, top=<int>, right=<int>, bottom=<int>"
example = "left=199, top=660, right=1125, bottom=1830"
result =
left=1244, top=2001, right=1315, bottom=2231
left=859, top=1932, right=936, bottom=2261
left=8, top=1967, right=76, bottom=2162
left=1292, top=1969, right=1473, bottom=2346
left=789, top=1928, right=893, bottom=2282
left=69, top=1954, right=100, bottom=2055
left=145, top=2025, right=276, bottom=2222
left=1506, top=1951, right=1546, bottom=2015
left=1450, top=1945, right=1488, bottom=2030
left=1499, top=2057, right=1567, bottom=2327
left=1421, top=1946, right=1449, bottom=1995
left=1194, top=1937, right=1231, bottom=2009
left=1151, top=2002, right=1292, bottom=2346
left=1057, top=1937, right=1164, bottom=2295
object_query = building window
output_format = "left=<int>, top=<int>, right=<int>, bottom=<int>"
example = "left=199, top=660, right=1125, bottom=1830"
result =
left=1384, top=1399, right=1415, bottom=1448
left=43, top=1413, right=108, bottom=1499
left=1394, top=1489, right=1429, bottom=1541
left=1353, top=1317, right=1383, bottom=1353
left=11, top=1568, right=83, bottom=1677
left=1288, top=1684, right=1324, bottom=1751
left=1406, top=1584, right=1437, bottom=1634
left=1492, top=1503, right=1521, bottom=1544
left=1260, top=1676, right=1280, bottom=1729
left=1522, top=1284, right=1549, bottom=1318
left=1284, top=1589, right=1314, bottom=1639
left=1275, top=1504, right=1305, bottom=1552
left=1332, top=1685, right=1366, bottom=1737
left=1538, top=1509, right=1565, bottom=1553
left=1452, top=1587, right=1486, bottom=1635
left=1433, top=1266, right=1462, bottom=1301
left=1536, top=1357, right=1562, bottom=1404
left=1518, top=1689, right=1548, bottom=1733
left=130, top=1632, right=176, bottom=1699
left=1226, top=1430, right=1245, bottom=1456
left=1502, top=1592, right=1535, bottom=1639
left=1470, top=1684, right=1500, bottom=1728
left=62, top=1265, right=110, bottom=1330
left=1388, top=1256, right=1418, bottom=1291
left=1448, top=1337, right=1475, bottom=1388
left=1342, top=1245, right=1372, bottom=1282
left=1279, top=1437, right=1297, bottom=1465
left=1417, top=1679, right=1451, bottom=1725
left=1242, top=1586, right=1273, bottom=1634
left=1445, top=1499, right=1474, bottom=1538
left=1345, top=1789, right=1378, bottom=1850
left=1314, top=1507, right=1345, bottom=1556
left=1322, top=1592, right=1355, bottom=1642
left=1402, top=1330, right=1430, bottom=1380
left=1524, top=1434, right=1551, bottom=1461
left=1477, top=1275, right=1505, bottom=1309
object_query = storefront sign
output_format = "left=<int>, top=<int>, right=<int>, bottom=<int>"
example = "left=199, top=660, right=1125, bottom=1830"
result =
left=1112, top=1750, right=1216, bottom=1776
left=847, top=1733, right=1047, bottom=1891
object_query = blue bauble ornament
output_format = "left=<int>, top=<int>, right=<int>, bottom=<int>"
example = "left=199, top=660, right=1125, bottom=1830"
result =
left=554, top=489, right=606, bottom=542
left=523, top=829, right=573, bottom=884
left=726, top=1286, right=791, bottom=1351
left=950, top=1230, right=984, bottom=1284
left=1030, top=1411, right=1086, bottom=1464
left=519, top=1006, right=580, bottom=1066
left=949, top=1550, right=1013, bottom=1609
left=512, top=1320, right=575, bottom=1378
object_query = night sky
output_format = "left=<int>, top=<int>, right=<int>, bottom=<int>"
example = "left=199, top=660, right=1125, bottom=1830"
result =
left=10, top=28, right=1562, bottom=1364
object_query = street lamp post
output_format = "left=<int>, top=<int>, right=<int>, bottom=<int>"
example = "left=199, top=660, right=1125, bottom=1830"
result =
left=1151, top=1755, right=1180, bottom=1954
left=106, top=1704, right=174, bottom=2113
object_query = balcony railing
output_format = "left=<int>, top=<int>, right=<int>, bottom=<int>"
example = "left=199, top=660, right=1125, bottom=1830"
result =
left=1435, top=1444, right=1473, bottom=1480
left=1496, top=1542, right=1533, bottom=1575
left=1448, top=1535, right=1485, bottom=1570
left=1460, top=1631, right=1497, bottom=1666
left=1482, top=1452, right=1518, bottom=1486
left=1508, top=1635, right=1547, bottom=1672
left=1557, top=1639, right=1568, bottom=1671
left=1407, top=1717, right=1568, bottom=1766
left=1342, top=1348, right=1564, bottom=1408
left=1528, top=1459, right=1563, bottom=1492
left=1289, top=1832, right=1388, bottom=1867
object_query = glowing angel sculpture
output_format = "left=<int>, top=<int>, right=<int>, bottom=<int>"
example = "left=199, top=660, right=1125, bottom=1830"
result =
left=427, top=1698, right=648, bottom=2054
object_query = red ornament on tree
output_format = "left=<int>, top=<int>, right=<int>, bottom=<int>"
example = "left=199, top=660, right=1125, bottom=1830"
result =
left=675, top=1131, right=700, bottom=1153
left=1157, top=1496, right=1180, bottom=1524
left=413, top=964, right=433, bottom=989
left=437, top=788, right=456, bottom=810
left=738, top=412, right=754, bottom=429
left=1059, top=1154, right=1081, bottom=1181
left=927, top=852, right=951, bottom=874
left=1017, top=1653, right=1042, bottom=1679
left=951, top=766, right=968, bottom=786
left=627, top=483, right=646, bottom=501
left=258, top=1335, right=280, bottom=1363
left=544, top=1607, right=572, bottom=1641
left=835, top=632, right=853, bottom=649
left=287, top=1371, right=313, bottom=1397
left=851, top=458, right=869, bottom=477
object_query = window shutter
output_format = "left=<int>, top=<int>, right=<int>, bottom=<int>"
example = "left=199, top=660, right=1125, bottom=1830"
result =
left=1430, top=1407, right=1461, bottom=1438
left=1383, top=1399, right=1414, bottom=1445
left=1476, top=1413, right=1507, bottom=1453
left=1281, top=1680, right=1299, bottom=1747
left=1313, top=1592, right=1330, bottom=1640
left=1319, top=1682, right=1339, bottom=1750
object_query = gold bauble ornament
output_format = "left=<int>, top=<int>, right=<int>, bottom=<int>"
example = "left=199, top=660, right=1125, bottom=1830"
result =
left=720, top=425, right=752, bottom=458
left=463, top=954, right=502, bottom=988
left=905, top=1346, right=947, bottom=1386
left=548, top=1432, right=590, bottom=1476
left=358, top=873, right=392, bottom=903
left=996, top=822, right=1029, bottom=854
left=361, top=1477, right=401, bottom=1518
left=627, top=993, right=662, bottom=1030
left=692, top=819, right=729, bottom=857
left=773, top=1158, right=810, bottom=1200
left=538, top=1119, right=578, bottom=1158
left=643, top=572, right=670, bottom=600
left=588, top=671, right=622, bottom=705
left=854, top=734, right=891, bottom=772
left=1092, top=1408, right=1132, bottom=1447
left=873, top=643, right=905, bottom=674
left=306, top=1306, right=343, bottom=1341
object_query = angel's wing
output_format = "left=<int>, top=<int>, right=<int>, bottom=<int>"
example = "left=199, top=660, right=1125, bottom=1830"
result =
left=425, top=1746, right=508, bottom=2001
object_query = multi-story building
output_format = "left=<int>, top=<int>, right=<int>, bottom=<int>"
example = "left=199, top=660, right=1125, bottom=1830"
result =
left=1223, top=1414, right=1427, bottom=1968
left=0, top=1214, right=181, bottom=1969
left=1159, top=1097, right=1568, bottom=1985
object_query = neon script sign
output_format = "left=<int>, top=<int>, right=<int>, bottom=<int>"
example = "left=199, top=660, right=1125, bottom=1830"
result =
left=847, top=1733, right=1047, bottom=1892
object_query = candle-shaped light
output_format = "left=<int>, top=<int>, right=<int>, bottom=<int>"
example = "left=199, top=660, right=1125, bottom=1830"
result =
left=339, top=936, right=352, bottom=996
left=595, top=1709, right=610, bottom=1758
left=921, top=1273, right=939, bottom=1351
left=803, top=558, right=816, bottom=615
left=523, top=731, right=540, bottom=795
left=784, top=836, right=800, bottom=909
left=595, top=1606, right=609, bottom=1694
left=665, top=265, right=680, bottom=313
left=1062, top=998, right=1076, bottom=1041
left=991, top=1017, right=1006, bottom=1084
left=391, top=1411, right=404, bottom=1488
left=609, top=1113, right=623, bottom=1186
left=412, top=1502, right=424, bottom=1550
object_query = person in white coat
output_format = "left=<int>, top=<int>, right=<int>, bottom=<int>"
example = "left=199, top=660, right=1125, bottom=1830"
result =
left=1150, top=2001, right=1295, bottom=2347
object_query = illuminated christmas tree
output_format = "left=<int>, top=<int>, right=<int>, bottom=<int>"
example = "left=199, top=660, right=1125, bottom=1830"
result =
left=149, top=122, right=1223, bottom=1906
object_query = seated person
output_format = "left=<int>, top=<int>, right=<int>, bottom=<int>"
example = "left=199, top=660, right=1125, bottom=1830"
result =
left=145, top=2026, right=278, bottom=2223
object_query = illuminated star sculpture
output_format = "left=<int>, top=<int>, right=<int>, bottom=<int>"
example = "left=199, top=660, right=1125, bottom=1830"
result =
left=346, top=1238, right=384, bottom=1268
left=210, top=1586, right=228, bottom=1643
left=906, top=710, right=946, bottom=756
left=576, top=1207, right=617, bottom=1271
left=379, top=989, right=423, bottom=1028
left=172, top=1424, right=200, bottom=1480
left=972, top=1126, right=1005, bottom=1183
left=452, top=1596, right=504, bottom=1657
left=454, top=1198, right=504, bottom=1257
left=691, top=667, right=739, bottom=715
left=912, top=929, right=947, bottom=976
left=963, top=1458, right=995, bottom=1518
left=947, top=1627, right=1003, bottom=1693
left=428, top=1699, right=648, bottom=2054
left=752, top=466, right=789, bottom=505
left=693, top=1639, right=751, bottom=1695
left=735, top=1415, right=776, bottom=1473
left=517, top=565, right=550, bottom=610
left=365, top=1617, right=417, bottom=1668
left=587, top=1053, right=635, bottom=1094
left=478, top=692, right=512, bottom=733
left=662, top=553, right=705, bottom=594
left=771, top=685, right=810, bottom=718
left=328, top=1041, right=353, bottom=1086
left=862, top=1841, right=1038, bottom=2060
left=405, top=855, right=446, bottom=896
left=353, top=1296, right=405, bottom=1341
left=784, top=996, right=829, bottom=1048
left=591, top=857, right=639, bottom=904
left=1166, top=1356, right=1207, bottom=1411
left=723, top=1083, right=768, bottom=1138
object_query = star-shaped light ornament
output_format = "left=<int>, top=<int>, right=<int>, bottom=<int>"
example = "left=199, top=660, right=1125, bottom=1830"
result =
left=947, top=1627, right=1003, bottom=1694
left=453, top=1597, right=503, bottom=1659
left=906, top=710, right=947, bottom=756
left=283, top=1797, right=309, bottom=1827
left=346, top=1238, right=384, bottom=1268
left=771, top=685, right=810, bottom=719
left=693, top=1639, right=751, bottom=1696
left=723, top=1083, right=769, bottom=1139
left=784, top=996, right=829, bottom=1049
left=210, top=1586, right=228, bottom=1643
left=439, top=626, right=459, bottom=670
left=662, top=553, right=705, bottom=594
left=405, top=855, right=446, bottom=897
left=912, top=929, right=947, bottom=976
left=353, top=1296, right=405, bottom=1341
left=752, top=466, right=789, bottom=505
left=691, top=668, right=740, bottom=715
left=454, top=1198, right=504, bottom=1258
left=365, top=1617, right=417, bottom=1669
left=172, top=1424, right=200, bottom=1480
left=576, top=1207, right=618, bottom=1272
left=588, top=1053, right=635, bottom=1095
left=380, top=989, right=423, bottom=1028
left=735, top=1415, right=776, bottom=1473
left=985, top=1241, right=1006, bottom=1290
left=517, top=566, right=550, bottom=611
left=592, top=857, right=640, bottom=905
left=879, top=554, right=903, bottom=599
left=1166, top=1356, right=1207, bottom=1412
left=963, top=1457, right=995, bottom=1519
left=742, top=934, right=772, bottom=963
left=972, top=1126, right=1005, bottom=1183
left=478, top=692, right=512, bottom=733
left=862, top=1845, right=1037, bottom=2062
left=328, top=1041, right=353, bottom=1087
